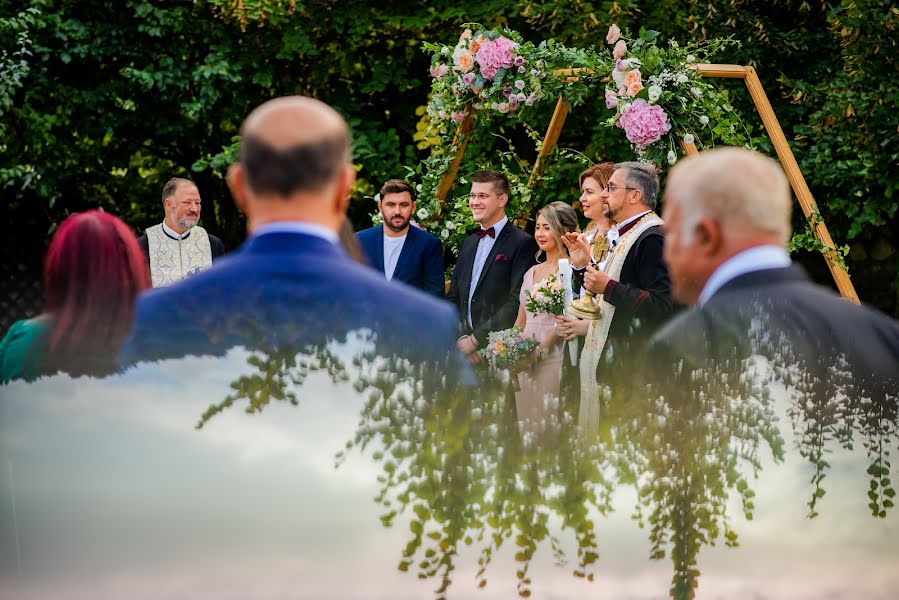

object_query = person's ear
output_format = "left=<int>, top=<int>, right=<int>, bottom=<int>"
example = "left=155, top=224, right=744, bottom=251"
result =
left=498, top=193, right=508, bottom=208
left=226, top=164, right=248, bottom=214
left=694, top=217, right=723, bottom=255
left=333, top=164, right=355, bottom=215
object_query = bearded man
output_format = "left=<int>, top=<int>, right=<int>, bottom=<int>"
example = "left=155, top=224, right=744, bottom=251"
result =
left=137, top=178, right=225, bottom=287
left=356, top=178, right=445, bottom=297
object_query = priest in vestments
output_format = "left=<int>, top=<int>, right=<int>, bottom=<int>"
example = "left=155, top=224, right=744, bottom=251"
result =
left=137, top=177, right=225, bottom=287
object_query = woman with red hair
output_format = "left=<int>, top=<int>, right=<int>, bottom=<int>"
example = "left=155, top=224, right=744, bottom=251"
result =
left=0, top=210, right=150, bottom=381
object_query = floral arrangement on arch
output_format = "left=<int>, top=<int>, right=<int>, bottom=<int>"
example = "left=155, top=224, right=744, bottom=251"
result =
left=402, top=25, right=606, bottom=255
left=601, top=24, right=754, bottom=167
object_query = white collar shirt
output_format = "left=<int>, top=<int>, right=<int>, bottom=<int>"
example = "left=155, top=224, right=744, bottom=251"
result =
left=467, top=216, right=508, bottom=329
left=698, top=245, right=791, bottom=306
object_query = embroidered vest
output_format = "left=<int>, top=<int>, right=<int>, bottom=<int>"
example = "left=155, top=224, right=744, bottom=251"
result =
left=146, top=224, right=213, bottom=287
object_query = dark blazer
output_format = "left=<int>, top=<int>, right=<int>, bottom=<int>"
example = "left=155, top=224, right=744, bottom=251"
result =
left=120, top=231, right=461, bottom=368
left=650, top=265, right=899, bottom=395
left=575, top=225, right=678, bottom=338
left=356, top=225, right=445, bottom=298
left=446, top=220, right=539, bottom=344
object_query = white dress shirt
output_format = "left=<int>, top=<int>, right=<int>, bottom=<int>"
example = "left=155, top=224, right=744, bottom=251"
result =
left=698, top=245, right=791, bottom=306
left=162, top=221, right=191, bottom=240
left=467, top=216, right=508, bottom=329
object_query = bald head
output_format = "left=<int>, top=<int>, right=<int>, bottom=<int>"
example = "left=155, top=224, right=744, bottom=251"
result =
left=239, top=96, right=352, bottom=197
left=666, top=147, right=792, bottom=245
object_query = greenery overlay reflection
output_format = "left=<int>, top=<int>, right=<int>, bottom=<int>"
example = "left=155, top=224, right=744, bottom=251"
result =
left=197, top=334, right=897, bottom=599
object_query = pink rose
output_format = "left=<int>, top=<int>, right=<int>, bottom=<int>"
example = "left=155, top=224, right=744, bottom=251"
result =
left=606, top=24, right=621, bottom=44
left=476, top=35, right=517, bottom=80
left=429, top=64, right=449, bottom=78
left=625, top=69, right=642, bottom=86
left=451, top=111, right=467, bottom=122
left=616, top=99, right=672, bottom=149
left=628, top=81, right=644, bottom=96
left=613, top=40, right=627, bottom=59
left=605, top=89, right=618, bottom=109
left=453, top=49, right=474, bottom=72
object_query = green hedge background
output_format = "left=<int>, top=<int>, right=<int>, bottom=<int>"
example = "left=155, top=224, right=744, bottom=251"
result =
left=2, top=0, right=897, bottom=316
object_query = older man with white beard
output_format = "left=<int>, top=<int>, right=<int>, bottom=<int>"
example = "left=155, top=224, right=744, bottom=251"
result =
left=137, top=177, right=226, bottom=287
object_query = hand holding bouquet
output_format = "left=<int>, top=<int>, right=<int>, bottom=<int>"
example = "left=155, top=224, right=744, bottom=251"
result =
left=480, top=327, right=540, bottom=370
left=525, top=273, right=565, bottom=316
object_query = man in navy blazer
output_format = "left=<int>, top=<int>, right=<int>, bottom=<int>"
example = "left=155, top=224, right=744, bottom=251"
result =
left=356, top=179, right=445, bottom=297
left=120, top=97, right=461, bottom=369
left=651, top=147, right=899, bottom=396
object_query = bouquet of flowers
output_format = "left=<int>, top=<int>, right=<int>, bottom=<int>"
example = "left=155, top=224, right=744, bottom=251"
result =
left=601, top=24, right=751, bottom=166
left=525, top=273, right=565, bottom=315
left=480, top=327, right=539, bottom=370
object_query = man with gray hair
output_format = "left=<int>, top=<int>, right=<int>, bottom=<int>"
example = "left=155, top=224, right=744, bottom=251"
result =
left=137, top=177, right=226, bottom=287
left=652, top=146, right=898, bottom=394
left=559, top=161, right=677, bottom=341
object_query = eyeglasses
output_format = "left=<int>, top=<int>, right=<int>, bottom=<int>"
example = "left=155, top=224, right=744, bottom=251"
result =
left=468, top=193, right=502, bottom=201
left=604, top=183, right=636, bottom=193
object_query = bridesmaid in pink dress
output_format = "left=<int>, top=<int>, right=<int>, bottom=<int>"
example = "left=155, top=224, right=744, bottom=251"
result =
left=513, top=202, right=580, bottom=432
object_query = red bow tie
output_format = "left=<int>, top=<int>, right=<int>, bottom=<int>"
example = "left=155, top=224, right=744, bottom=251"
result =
left=476, top=227, right=496, bottom=240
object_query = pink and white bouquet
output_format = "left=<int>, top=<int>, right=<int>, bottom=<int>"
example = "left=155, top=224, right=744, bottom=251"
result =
left=525, top=273, right=565, bottom=316
left=480, top=327, right=539, bottom=370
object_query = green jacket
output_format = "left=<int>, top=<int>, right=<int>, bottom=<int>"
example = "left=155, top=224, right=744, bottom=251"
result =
left=0, top=317, right=51, bottom=383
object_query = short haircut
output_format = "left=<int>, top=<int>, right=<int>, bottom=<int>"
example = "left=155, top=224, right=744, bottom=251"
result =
left=579, top=162, right=615, bottom=190
left=379, top=179, right=416, bottom=204
left=614, top=161, right=659, bottom=209
left=161, top=178, right=196, bottom=204
left=240, top=133, right=350, bottom=197
left=470, top=169, right=510, bottom=197
left=667, top=146, right=792, bottom=244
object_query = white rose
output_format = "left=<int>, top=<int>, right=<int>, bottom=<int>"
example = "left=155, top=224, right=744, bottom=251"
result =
left=683, top=133, right=695, bottom=145
left=667, top=150, right=677, bottom=165
left=699, top=115, right=709, bottom=125
left=686, top=54, right=695, bottom=63
left=647, top=85, right=662, bottom=102
left=417, top=208, right=429, bottom=220
left=441, top=229, right=450, bottom=239
left=445, top=221, right=455, bottom=230
left=612, top=69, right=627, bottom=88
left=676, top=73, right=689, bottom=84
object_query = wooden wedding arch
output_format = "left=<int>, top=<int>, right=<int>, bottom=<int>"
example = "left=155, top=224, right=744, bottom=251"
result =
left=433, top=63, right=859, bottom=303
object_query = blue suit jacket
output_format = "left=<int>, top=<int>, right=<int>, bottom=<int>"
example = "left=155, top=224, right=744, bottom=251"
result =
left=120, top=232, right=461, bottom=368
left=356, top=225, right=445, bottom=298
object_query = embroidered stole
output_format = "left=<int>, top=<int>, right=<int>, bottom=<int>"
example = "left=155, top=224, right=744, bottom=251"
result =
left=578, top=212, right=664, bottom=433
left=146, top=224, right=213, bottom=287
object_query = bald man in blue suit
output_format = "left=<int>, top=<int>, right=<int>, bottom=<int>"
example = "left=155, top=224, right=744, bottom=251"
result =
left=120, top=97, right=461, bottom=370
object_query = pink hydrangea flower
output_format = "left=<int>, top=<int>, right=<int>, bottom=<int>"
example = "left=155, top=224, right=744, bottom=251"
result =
left=606, top=24, right=621, bottom=44
left=451, top=111, right=467, bottom=122
left=613, top=40, right=627, bottom=59
left=476, top=35, right=517, bottom=80
left=616, top=99, right=672, bottom=149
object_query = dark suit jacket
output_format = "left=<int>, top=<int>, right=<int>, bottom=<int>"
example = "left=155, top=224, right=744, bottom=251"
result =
left=446, top=221, right=539, bottom=345
left=575, top=225, right=678, bottom=338
left=356, top=225, right=445, bottom=298
left=651, top=265, right=899, bottom=395
left=120, top=231, right=461, bottom=369
left=137, top=227, right=226, bottom=264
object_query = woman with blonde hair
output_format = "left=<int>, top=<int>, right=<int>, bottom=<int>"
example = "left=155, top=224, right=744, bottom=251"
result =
left=512, top=201, right=579, bottom=430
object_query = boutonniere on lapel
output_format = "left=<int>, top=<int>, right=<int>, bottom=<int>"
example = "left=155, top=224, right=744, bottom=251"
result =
left=494, top=253, right=508, bottom=263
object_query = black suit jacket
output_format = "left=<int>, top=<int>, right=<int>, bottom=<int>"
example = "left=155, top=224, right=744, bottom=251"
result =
left=446, top=221, right=539, bottom=344
left=575, top=225, right=678, bottom=338
left=651, top=265, right=899, bottom=395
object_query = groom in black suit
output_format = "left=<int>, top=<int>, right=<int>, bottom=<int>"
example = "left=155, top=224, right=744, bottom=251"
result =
left=447, top=170, right=539, bottom=362
left=652, top=146, right=899, bottom=395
